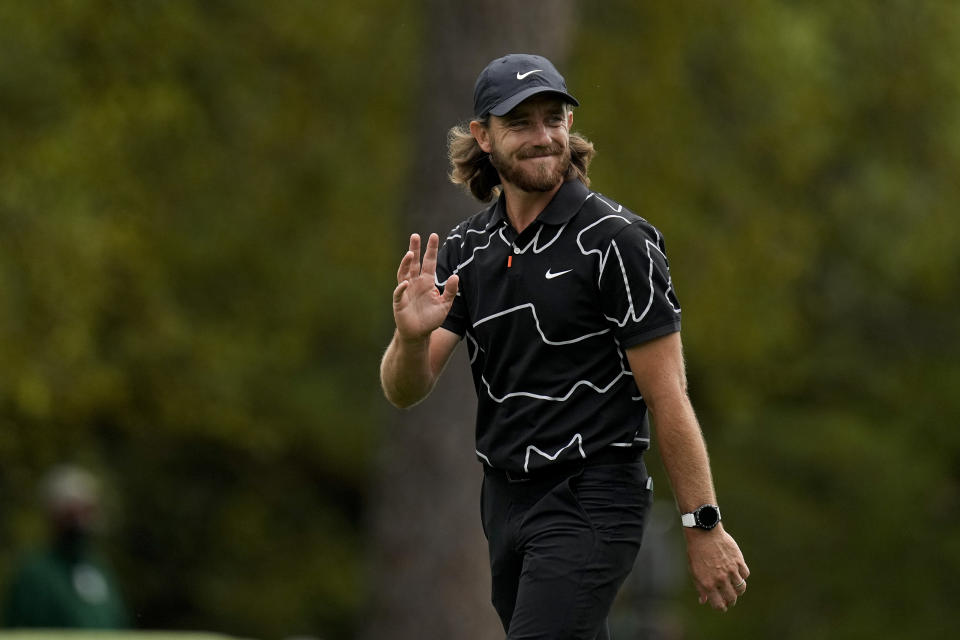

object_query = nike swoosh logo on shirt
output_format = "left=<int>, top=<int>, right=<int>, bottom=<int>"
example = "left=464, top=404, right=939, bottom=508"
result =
left=545, top=268, right=573, bottom=279
left=516, top=69, right=543, bottom=80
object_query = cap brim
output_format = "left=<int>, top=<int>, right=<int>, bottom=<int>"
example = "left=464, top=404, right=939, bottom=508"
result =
left=488, top=87, right=580, bottom=117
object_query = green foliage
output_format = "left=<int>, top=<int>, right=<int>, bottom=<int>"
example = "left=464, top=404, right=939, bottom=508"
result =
left=573, top=1, right=960, bottom=638
left=0, top=1, right=418, bottom=638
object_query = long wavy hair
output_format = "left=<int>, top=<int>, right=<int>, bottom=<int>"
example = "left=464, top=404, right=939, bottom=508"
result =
left=447, top=113, right=596, bottom=202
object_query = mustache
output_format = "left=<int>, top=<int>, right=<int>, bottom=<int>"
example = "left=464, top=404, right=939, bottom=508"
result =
left=517, top=145, right=564, bottom=159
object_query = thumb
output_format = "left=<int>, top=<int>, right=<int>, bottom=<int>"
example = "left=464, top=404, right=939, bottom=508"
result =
left=393, top=279, right=410, bottom=305
left=442, top=274, right=459, bottom=303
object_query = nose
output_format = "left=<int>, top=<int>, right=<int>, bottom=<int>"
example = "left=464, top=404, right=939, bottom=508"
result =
left=530, top=120, right=552, bottom=146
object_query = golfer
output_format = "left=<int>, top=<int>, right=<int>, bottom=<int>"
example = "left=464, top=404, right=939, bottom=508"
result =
left=380, top=53, right=749, bottom=639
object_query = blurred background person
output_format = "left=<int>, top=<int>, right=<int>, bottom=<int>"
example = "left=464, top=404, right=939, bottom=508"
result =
left=2, top=465, right=129, bottom=629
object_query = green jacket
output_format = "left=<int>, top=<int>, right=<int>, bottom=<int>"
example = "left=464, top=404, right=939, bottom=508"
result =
left=3, top=544, right=129, bottom=629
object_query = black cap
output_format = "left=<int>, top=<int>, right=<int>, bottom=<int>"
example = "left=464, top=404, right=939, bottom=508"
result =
left=473, top=53, right=579, bottom=118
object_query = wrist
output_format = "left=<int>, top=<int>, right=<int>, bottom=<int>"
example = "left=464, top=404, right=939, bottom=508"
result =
left=683, top=521, right=724, bottom=539
left=394, top=328, right=431, bottom=348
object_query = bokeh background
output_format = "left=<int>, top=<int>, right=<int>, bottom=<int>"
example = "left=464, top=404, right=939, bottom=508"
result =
left=1, top=1, right=958, bottom=639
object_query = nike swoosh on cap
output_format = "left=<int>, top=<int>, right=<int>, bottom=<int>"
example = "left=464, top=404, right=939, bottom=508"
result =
left=516, top=69, right=543, bottom=80
left=545, top=268, right=573, bottom=279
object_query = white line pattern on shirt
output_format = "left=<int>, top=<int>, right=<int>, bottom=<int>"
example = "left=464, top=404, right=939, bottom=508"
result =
left=512, top=222, right=568, bottom=254
left=444, top=192, right=678, bottom=467
left=576, top=214, right=632, bottom=284
left=480, top=369, right=632, bottom=403
left=589, top=192, right=624, bottom=213
left=473, top=303, right=610, bottom=345
left=524, top=433, right=586, bottom=472
left=467, top=201, right=678, bottom=407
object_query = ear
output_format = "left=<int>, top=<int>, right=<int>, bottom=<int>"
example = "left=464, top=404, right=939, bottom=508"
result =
left=470, top=120, right=492, bottom=153
left=567, top=109, right=574, bottom=129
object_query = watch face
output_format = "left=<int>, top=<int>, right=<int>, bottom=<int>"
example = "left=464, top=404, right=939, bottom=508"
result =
left=696, top=505, right=720, bottom=529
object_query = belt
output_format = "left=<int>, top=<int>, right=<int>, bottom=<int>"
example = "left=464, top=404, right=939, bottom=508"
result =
left=483, top=446, right=642, bottom=484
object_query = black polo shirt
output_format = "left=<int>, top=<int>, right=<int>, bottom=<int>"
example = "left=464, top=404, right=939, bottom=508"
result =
left=436, top=180, right=682, bottom=474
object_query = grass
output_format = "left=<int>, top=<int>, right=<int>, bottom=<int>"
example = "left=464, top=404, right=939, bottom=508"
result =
left=0, top=633, right=256, bottom=640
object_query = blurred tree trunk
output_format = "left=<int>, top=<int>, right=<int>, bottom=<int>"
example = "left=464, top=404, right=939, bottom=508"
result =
left=364, top=2, right=576, bottom=639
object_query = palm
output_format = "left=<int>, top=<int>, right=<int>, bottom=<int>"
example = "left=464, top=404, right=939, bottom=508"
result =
left=393, top=233, right=459, bottom=340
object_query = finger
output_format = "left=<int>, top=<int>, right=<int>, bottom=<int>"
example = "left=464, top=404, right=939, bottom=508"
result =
left=442, top=274, right=459, bottom=302
left=410, top=233, right=422, bottom=267
left=733, top=562, right=749, bottom=596
left=708, top=589, right=728, bottom=612
left=696, top=585, right=714, bottom=608
left=393, top=280, right=409, bottom=305
left=736, top=565, right=748, bottom=581
left=406, top=234, right=422, bottom=280
left=421, top=232, right=440, bottom=277
left=700, top=581, right=733, bottom=612
left=397, top=251, right=414, bottom=284
left=717, top=581, right=739, bottom=610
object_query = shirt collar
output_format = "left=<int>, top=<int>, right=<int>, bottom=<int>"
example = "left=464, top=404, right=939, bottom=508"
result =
left=491, top=179, right=591, bottom=229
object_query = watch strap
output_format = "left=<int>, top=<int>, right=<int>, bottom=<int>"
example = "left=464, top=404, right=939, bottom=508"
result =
left=680, top=512, right=697, bottom=528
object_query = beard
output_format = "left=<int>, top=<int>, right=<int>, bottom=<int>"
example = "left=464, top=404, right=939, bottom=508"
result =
left=489, top=141, right=571, bottom=193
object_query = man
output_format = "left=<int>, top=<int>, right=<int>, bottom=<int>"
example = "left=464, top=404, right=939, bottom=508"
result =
left=380, top=53, right=748, bottom=639
left=3, top=465, right=129, bottom=629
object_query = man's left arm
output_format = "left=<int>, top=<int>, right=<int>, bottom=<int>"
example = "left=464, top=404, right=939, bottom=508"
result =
left=626, top=331, right=750, bottom=612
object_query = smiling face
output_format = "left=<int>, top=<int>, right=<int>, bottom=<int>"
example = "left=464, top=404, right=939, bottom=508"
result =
left=471, top=94, right=574, bottom=194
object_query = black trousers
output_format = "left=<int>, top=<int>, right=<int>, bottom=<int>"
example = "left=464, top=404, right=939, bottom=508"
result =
left=480, top=459, right=653, bottom=640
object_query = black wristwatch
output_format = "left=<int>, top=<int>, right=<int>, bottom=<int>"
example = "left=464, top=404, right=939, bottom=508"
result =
left=680, top=504, right=721, bottom=530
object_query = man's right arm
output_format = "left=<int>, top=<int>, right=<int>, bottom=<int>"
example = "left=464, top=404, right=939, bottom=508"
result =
left=380, top=232, right=460, bottom=408
left=380, top=327, right=460, bottom=408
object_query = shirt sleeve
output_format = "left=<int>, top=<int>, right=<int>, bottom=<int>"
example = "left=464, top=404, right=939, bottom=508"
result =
left=599, top=220, right=682, bottom=348
left=436, top=227, right=468, bottom=338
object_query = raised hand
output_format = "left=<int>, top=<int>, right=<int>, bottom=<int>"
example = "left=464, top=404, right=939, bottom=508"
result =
left=392, top=233, right=460, bottom=341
